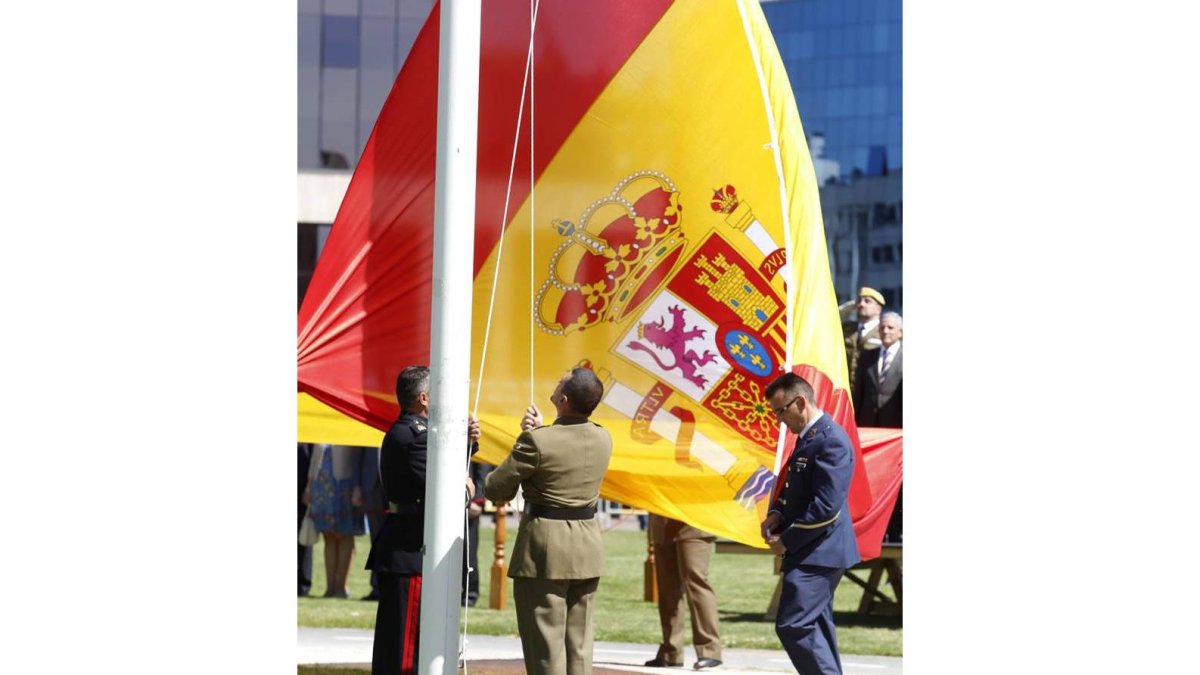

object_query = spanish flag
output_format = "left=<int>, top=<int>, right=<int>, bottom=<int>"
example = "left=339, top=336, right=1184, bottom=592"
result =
left=298, top=0, right=888, bottom=556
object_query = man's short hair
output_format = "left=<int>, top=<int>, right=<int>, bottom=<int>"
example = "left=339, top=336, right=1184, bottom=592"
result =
left=881, top=311, right=903, bottom=328
left=563, top=367, right=604, bottom=416
left=764, top=371, right=815, bottom=403
left=395, top=365, right=430, bottom=411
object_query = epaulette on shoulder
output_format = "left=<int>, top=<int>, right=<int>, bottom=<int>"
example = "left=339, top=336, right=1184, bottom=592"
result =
left=407, top=418, right=427, bottom=434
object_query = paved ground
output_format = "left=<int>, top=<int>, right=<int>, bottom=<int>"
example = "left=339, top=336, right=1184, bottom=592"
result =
left=299, top=627, right=902, bottom=674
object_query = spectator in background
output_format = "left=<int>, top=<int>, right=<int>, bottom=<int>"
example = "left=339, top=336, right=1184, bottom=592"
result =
left=842, top=286, right=886, bottom=379
left=360, top=445, right=384, bottom=601
left=463, top=460, right=492, bottom=607
left=852, top=311, right=903, bottom=428
left=298, top=442, right=314, bottom=597
left=852, top=311, right=903, bottom=544
left=304, top=444, right=366, bottom=598
left=644, top=514, right=723, bottom=670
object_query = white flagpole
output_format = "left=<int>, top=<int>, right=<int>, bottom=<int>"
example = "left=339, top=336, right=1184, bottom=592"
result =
left=420, top=1, right=480, bottom=673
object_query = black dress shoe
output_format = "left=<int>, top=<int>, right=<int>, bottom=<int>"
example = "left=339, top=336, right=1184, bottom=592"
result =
left=360, top=592, right=380, bottom=601
left=693, top=658, right=722, bottom=670
left=644, top=657, right=683, bottom=667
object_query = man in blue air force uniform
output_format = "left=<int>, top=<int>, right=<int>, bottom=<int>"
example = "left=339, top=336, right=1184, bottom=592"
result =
left=761, top=372, right=860, bottom=675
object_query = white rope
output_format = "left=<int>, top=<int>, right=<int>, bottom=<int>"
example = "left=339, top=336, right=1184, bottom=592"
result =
left=464, top=4, right=541, bottom=673
left=459, top=497, right=471, bottom=669
left=528, top=0, right=537, bottom=406
left=471, top=0, right=542, bottom=417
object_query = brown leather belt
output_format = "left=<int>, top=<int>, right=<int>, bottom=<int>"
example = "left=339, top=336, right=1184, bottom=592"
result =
left=524, top=503, right=597, bottom=520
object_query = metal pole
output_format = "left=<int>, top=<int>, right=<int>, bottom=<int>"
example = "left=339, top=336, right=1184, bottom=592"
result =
left=419, top=1, right=480, bottom=673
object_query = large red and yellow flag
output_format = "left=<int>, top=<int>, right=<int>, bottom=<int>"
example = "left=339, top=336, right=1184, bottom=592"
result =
left=298, top=0, right=891, bottom=555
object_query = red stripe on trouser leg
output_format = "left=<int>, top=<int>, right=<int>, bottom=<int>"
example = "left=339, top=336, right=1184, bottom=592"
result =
left=401, top=576, right=422, bottom=674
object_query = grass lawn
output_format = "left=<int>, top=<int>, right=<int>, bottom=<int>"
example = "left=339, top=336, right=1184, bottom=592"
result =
left=299, top=522, right=901, bottom=657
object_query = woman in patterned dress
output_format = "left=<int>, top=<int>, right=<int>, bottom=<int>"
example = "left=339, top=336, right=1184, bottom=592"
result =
left=303, top=444, right=366, bottom=598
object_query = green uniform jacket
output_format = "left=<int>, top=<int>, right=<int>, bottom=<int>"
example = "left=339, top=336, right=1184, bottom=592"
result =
left=484, top=416, right=613, bottom=580
left=843, top=319, right=882, bottom=380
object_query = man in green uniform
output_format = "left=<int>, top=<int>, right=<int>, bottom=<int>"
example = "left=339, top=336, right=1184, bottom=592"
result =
left=484, top=367, right=613, bottom=675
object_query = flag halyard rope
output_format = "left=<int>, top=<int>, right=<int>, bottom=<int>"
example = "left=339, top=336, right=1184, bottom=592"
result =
left=464, top=2, right=541, bottom=672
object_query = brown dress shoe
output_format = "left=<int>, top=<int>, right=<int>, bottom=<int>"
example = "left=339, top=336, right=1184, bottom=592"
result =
left=644, top=657, right=684, bottom=667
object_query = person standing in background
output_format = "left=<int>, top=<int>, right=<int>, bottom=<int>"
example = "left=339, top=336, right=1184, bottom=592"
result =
left=298, top=442, right=314, bottom=597
left=842, top=286, right=886, bottom=379
left=304, top=444, right=366, bottom=598
left=644, top=514, right=723, bottom=670
left=852, top=311, right=903, bottom=542
left=359, top=445, right=384, bottom=601
left=852, top=311, right=903, bottom=428
left=463, top=459, right=492, bottom=607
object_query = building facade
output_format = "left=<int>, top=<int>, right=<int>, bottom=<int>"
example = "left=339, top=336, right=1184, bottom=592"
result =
left=821, top=169, right=903, bottom=308
left=760, top=0, right=902, bottom=179
left=761, top=0, right=903, bottom=312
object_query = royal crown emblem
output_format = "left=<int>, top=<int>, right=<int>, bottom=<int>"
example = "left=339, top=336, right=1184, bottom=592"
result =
left=710, top=184, right=755, bottom=232
left=536, top=171, right=689, bottom=335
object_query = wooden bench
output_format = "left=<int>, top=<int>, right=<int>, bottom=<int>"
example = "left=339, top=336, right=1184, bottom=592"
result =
left=843, top=543, right=902, bottom=615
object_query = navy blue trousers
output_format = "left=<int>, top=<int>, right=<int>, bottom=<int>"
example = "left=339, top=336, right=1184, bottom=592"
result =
left=775, top=565, right=845, bottom=674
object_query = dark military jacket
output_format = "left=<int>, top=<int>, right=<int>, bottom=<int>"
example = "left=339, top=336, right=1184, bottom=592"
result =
left=768, top=414, right=861, bottom=571
left=365, top=411, right=478, bottom=575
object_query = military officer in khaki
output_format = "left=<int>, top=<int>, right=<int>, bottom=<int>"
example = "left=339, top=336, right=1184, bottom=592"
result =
left=645, top=515, right=723, bottom=670
left=842, top=286, right=886, bottom=378
left=484, top=367, right=613, bottom=675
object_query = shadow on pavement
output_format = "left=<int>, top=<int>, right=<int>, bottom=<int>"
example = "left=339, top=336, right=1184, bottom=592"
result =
left=717, top=608, right=901, bottom=629
left=299, top=660, right=641, bottom=674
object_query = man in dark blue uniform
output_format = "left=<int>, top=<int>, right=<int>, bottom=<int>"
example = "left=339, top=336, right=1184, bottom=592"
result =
left=762, top=372, right=860, bottom=675
left=365, top=365, right=481, bottom=675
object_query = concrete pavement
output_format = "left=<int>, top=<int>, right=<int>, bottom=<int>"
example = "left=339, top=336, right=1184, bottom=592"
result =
left=299, top=627, right=902, bottom=674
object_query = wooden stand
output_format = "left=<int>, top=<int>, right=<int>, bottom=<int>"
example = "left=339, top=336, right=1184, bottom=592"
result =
left=843, top=543, right=902, bottom=615
left=644, top=536, right=658, bottom=602
left=488, top=502, right=508, bottom=610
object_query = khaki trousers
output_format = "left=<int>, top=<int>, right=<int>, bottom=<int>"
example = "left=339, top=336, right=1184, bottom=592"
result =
left=653, top=537, right=722, bottom=662
left=513, top=576, right=600, bottom=675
